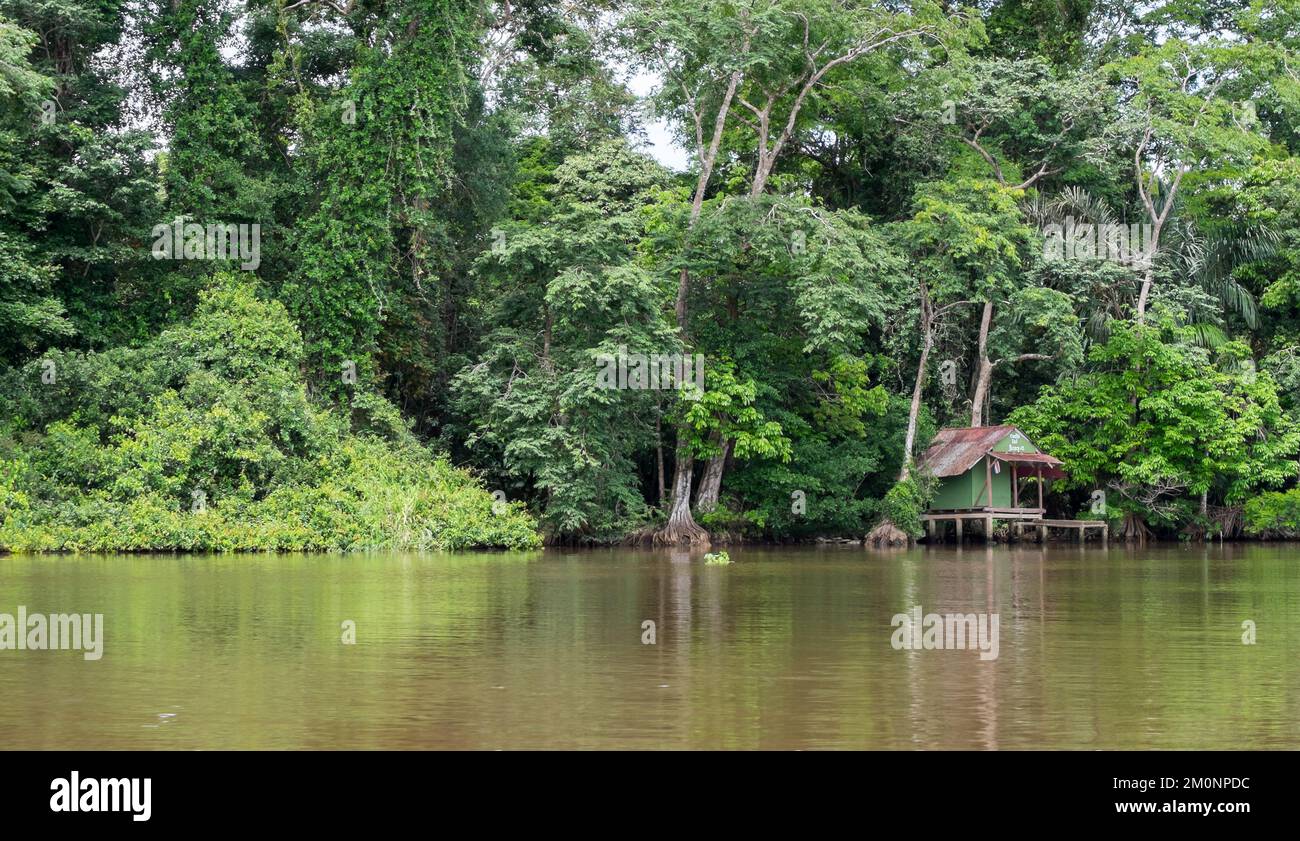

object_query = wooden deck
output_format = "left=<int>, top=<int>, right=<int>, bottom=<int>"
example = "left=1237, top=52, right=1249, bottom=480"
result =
left=922, top=510, right=1108, bottom=544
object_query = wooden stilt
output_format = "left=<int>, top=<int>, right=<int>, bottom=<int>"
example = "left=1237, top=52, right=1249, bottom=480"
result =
left=955, top=518, right=963, bottom=542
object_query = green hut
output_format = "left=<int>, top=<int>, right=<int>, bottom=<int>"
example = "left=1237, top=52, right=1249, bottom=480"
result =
left=916, top=425, right=1105, bottom=543
left=921, top=425, right=1062, bottom=512
left=916, top=426, right=1064, bottom=542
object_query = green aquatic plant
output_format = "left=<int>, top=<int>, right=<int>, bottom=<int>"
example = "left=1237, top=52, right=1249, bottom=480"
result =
left=703, top=551, right=732, bottom=565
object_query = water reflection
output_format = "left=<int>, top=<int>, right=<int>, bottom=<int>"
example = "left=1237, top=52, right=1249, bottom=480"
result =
left=0, top=544, right=1297, bottom=749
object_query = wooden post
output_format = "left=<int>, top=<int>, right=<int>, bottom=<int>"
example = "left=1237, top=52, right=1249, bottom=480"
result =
left=1036, top=466, right=1043, bottom=511
left=1012, top=463, right=1019, bottom=508
left=985, top=516, right=994, bottom=542
left=955, top=517, right=964, bottom=542
left=926, top=519, right=934, bottom=542
left=1038, top=524, right=1047, bottom=543
left=984, top=456, right=993, bottom=507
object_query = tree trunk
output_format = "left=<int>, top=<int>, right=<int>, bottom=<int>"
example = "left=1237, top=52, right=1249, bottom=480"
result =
left=1120, top=511, right=1153, bottom=542
left=899, top=285, right=934, bottom=481
left=1136, top=264, right=1155, bottom=323
left=1134, top=170, right=1167, bottom=323
left=651, top=67, right=742, bottom=547
left=750, top=146, right=774, bottom=198
left=655, top=445, right=709, bottom=546
left=693, top=438, right=732, bottom=513
left=969, top=301, right=994, bottom=427
left=656, top=415, right=666, bottom=507
left=870, top=282, right=936, bottom=548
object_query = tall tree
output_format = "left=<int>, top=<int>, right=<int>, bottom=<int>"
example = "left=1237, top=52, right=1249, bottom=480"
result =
left=278, top=0, right=480, bottom=390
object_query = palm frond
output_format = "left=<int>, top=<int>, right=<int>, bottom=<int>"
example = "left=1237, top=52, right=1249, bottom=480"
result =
left=1189, top=322, right=1228, bottom=350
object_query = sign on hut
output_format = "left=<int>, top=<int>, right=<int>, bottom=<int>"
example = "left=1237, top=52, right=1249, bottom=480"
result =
left=917, top=425, right=1105, bottom=543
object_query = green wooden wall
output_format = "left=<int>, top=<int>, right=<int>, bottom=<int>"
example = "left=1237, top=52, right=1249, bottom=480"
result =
left=929, top=431, right=1038, bottom=510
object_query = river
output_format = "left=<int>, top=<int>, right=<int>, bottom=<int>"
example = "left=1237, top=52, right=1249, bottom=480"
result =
left=1, top=544, right=1296, bottom=749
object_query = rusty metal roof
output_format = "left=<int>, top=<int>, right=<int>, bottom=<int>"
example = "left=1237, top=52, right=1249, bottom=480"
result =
left=918, top=425, right=1042, bottom=478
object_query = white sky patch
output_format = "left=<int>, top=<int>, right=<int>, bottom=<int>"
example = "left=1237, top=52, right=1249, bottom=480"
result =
left=627, top=71, right=690, bottom=172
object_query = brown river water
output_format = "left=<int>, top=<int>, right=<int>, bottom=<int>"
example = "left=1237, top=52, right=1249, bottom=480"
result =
left=1, top=543, right=1297, bottom=749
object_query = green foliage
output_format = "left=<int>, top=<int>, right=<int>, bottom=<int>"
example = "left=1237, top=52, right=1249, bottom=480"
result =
left=681, top=363, right=791, bottom=462
left=878, top=475, right=934, bottom=538
left=274, top=0, right=484, bottom=388
left=1, top=0, right=165, bottom=353
left=452, top=139, right=676, bottom=540
left=703, top=550, right=731, bottom=565
left=1243, top=489, right=1300, bottom=538
left=4, top=0, right=1300, bottom=548
left=0, top=278, right=540, bottom=552
left=982, top=0, right=1092, bottom=65
left=1010, top=318, right=1300, bottom=530
left=903, top=178, right=1032, bottom=302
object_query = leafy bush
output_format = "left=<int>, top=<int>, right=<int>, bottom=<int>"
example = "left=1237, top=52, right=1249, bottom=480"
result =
left=878, top=475, right=934, bottom=538
left=0, top=278, right=540, bottom=552
left=1010, top=320, right=1300, bottom=534
left=1243, top=490, right=1300, bottom=539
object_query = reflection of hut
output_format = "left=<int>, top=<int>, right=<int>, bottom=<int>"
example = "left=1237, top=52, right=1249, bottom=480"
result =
left=917, top=425, right=1101, bottom=543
